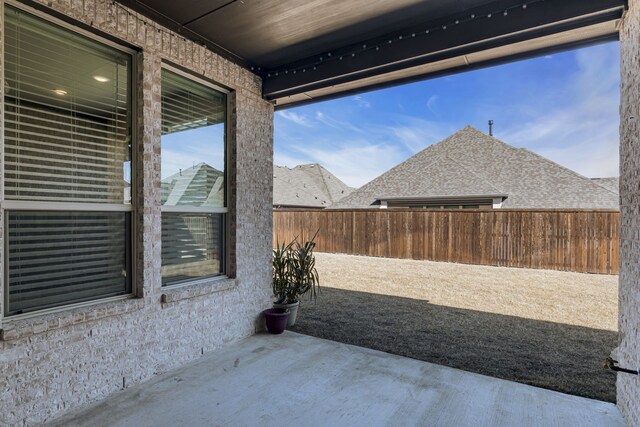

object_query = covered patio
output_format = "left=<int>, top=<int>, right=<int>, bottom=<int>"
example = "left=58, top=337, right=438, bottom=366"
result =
left=49, top=332, right=625, bottom=427
left=0, top=0, right=638, bottom=426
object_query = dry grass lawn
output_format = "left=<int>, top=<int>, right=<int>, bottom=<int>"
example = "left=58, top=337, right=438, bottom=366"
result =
left=291, top=253, right=619, bottom=402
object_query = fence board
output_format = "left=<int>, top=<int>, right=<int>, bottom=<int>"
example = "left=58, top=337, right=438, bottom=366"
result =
left=273, top=209, right=620, bottom=274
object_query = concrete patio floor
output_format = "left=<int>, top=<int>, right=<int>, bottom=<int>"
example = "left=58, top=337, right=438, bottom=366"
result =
left=49, top=332, right=625, bottom=427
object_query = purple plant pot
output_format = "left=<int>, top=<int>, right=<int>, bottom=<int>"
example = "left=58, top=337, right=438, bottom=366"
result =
left=263, top=308, right=290, bottom=334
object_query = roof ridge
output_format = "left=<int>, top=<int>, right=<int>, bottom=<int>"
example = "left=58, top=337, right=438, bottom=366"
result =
left=318, top=166, right=342, bottom=203
left=516, top=147, right=618, bottom=195
left=294, top=163, right=322, bottom=169
left=304, top=164, right=335, bottom=202
left=478, top=132, right=619, bottom=198
left=333, top=127, right=482, bottom=205
left=461, top=129, right=618, bottom=196
left=591, top=177, right=620, bottom=193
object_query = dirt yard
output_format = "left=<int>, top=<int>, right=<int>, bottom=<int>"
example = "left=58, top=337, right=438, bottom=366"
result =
left=291, top=253, right=619, bottom=402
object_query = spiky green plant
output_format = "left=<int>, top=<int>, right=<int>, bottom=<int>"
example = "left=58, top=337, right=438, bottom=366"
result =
left=272, top=238, right=294, bottom=303
left=272, top=232, right=320, bottom=304
left=288, top=233, right=320, bottom=303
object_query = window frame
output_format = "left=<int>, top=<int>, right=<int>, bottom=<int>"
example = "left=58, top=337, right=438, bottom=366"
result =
left=1, top=0, right=138, bottom=319
left=159, top=63, right=231, bottom=288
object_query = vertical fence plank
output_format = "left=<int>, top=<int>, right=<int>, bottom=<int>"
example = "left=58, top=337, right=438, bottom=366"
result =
left=411, top=211, right=423, bottom=260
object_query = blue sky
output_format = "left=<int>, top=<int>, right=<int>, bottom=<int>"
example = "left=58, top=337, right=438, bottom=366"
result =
left=274, top=42, right=620, bottom=188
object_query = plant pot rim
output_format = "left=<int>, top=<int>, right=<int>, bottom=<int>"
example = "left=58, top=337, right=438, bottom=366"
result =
left=273, top=300, right=300, bottom=306
left=263, top=308, right=290, bottom=317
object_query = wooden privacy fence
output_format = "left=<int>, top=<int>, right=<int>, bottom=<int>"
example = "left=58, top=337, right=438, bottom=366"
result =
left=273, top=209, right=620, bottom=275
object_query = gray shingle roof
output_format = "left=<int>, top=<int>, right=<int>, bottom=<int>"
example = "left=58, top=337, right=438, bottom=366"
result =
left=332, top=126, right=619, bottom=209
left=273, top=163, right=354, bottom=208
left=591, top=177, right=619, bottom=193
left=162, top=163, right=224, bottom=207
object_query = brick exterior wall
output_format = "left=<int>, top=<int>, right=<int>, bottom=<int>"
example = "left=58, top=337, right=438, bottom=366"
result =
left=0, top=1, right=274, bottom=425
left=619, top=1, right=640, bottom=425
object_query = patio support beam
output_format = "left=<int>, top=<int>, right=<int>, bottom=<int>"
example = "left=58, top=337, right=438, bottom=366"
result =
left=618, top=0, right=640, bottom=424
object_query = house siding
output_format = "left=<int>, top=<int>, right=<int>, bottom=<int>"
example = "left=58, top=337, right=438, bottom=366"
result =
left=0, top=1, right=273, bottom=425
left=619, top=0, right=640, bottom=425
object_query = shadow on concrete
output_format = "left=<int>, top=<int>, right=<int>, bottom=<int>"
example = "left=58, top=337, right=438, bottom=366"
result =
left=291, top=287, right=618, bottom=402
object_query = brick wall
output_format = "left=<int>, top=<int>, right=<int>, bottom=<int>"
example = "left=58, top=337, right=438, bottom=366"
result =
left=0, top=1, right=274, bottom=425
left=619, top=1, right=640, bottom=425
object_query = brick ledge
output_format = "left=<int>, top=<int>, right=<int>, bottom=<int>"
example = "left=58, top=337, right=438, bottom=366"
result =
left=1, top=297, right=144, bottom=341
left=161, top=277, right=237, bottom=304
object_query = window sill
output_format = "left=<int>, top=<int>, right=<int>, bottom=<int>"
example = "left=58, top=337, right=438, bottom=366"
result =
left=0, top=296, right=144, bottom=342
left=161, top=276, right=237, bottom=304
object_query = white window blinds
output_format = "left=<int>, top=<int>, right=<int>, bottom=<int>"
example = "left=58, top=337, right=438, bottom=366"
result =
left=161, top=213, right=223, bottom=284
left=7, top=211, right=130, bottom=315
left=3, top=6, right=133, bottom=315
left=4, top=6, right=131, bottom=204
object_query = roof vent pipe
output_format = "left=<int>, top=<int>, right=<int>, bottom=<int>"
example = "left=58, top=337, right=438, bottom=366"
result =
left=488, top=120, right=494, bottom=136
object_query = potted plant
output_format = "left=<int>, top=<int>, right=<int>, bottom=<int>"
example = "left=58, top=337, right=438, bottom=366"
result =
left=263, top=307, right=290, bottom=334
left=272, top=233, right=320, bottom=327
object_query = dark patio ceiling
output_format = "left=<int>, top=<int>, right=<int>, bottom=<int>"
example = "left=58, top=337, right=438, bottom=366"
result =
left=119, top=0, right=626, bottom=108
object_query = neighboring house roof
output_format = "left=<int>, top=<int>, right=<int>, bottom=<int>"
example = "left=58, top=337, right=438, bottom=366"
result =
left=332, top=126, right=619, bottom=209
left=592, top=177, right=619, bottom=193
left=274, top=163, right=354, bottom=208
left=162, top=162, right=224, bottom=206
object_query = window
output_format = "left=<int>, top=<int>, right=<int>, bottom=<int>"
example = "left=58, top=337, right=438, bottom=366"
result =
left=383, top=198, right=495, bottom=209
left=160, top=68, right=227, bottom=286
left=2, top=6, right=133, bottom=315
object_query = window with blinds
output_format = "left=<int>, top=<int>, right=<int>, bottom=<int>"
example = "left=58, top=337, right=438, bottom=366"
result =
left=161, top=213, right=223, bottom=284
left=6, top=212, right=130, bottom=315
left=3, top=6, right=133, bottom=315
left=160, top=68, right=227, bottom=286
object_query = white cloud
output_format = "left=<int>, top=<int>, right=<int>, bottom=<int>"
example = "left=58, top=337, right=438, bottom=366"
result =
left=353, top=95, right=371, bottom=108
left=383, top=116, right=451, bottom=154
left=426, top=95, right=439, bottom=116
left=276, top=114, right=452, bottom=187
left=536, top=138, right=619, bottom=177
left=294, top=140, right=406, bottom=188
left=391, top=127, right=429, bottom=153
left=500, top=43, right=619, bottom=178
left=275, top=111, right=454, bottom=187
left=277, top=110, right=313, bottom=127
left=315, top=111, right=363, bottom=133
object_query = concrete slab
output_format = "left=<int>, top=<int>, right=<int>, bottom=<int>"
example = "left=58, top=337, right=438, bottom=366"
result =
left=49, top=332, right=626, bottom=427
